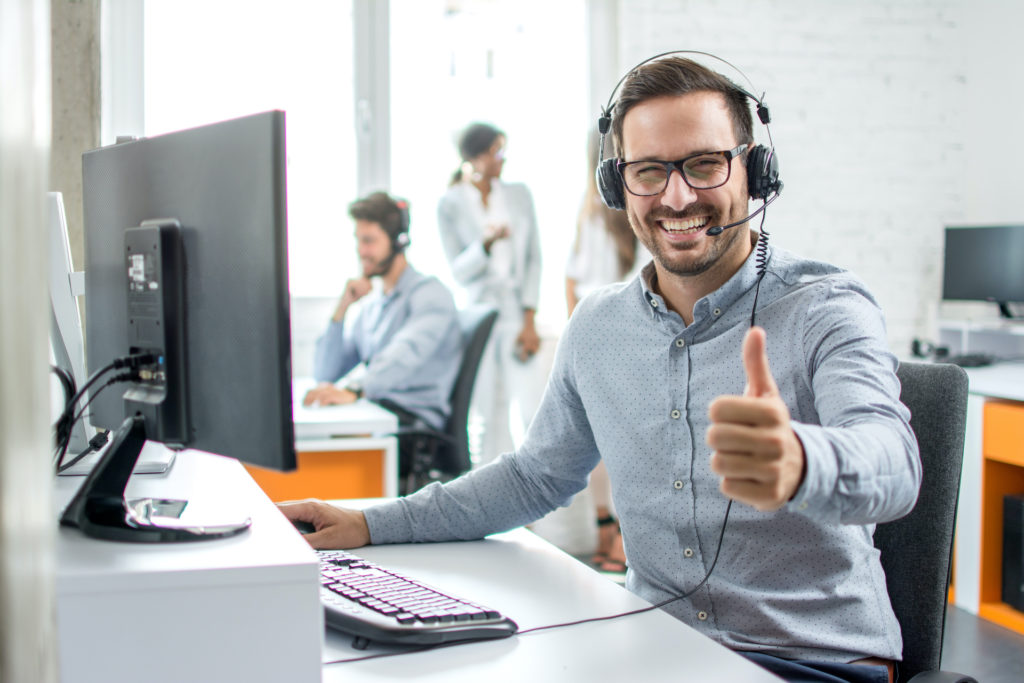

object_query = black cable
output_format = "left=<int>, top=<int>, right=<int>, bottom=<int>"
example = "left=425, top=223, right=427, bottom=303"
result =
left=54, top=370, right=136, bottom=472
left=50, top=365, right=77, bottom=450
left=323, top=457, right=739, bottom=666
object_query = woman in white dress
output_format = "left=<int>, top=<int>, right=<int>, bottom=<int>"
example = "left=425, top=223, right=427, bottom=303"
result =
left=437, top=123, right=543, bottom=465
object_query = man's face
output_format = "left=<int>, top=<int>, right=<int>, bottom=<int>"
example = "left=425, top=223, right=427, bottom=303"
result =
left=621, top=91, right=750, bottom=279
left=353, top=219, right=393, bottom=278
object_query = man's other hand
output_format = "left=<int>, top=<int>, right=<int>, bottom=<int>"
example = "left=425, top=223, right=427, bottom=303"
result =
left=302, top=383, right=359, bottom=407
left=707, top=326, right=806, bottom=511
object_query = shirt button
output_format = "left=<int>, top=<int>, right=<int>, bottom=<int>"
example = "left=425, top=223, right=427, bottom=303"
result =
left=798, top=501, right=809, bottom=510
left=675, top=339, right=685, bottom=348
left=673, top=480, right=683, bottom=490
left=697, top=611, right=708, bottom=621
left=650, top=299, right=659, bottom=308
left=683, top=548, right=694, bottom=558
left=713, top=307, right=721, bottom=316
left=670, top=409, right=681, bottom=419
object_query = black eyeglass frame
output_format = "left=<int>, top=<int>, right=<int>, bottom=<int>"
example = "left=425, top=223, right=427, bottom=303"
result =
left=616, top=143, right=749, bottom=196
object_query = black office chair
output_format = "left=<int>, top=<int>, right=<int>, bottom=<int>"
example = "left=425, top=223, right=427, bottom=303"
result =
left=399, top=305, right=498, bottom=494
left=874, top=361, right=977, bottom=683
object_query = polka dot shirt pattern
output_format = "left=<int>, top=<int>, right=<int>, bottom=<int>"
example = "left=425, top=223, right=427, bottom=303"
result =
left=365, top=237, right=920, bottom=664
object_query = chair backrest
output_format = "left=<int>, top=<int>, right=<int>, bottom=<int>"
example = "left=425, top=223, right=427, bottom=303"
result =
left=439, top=305, right=498, bottom=475
left=875, top=361, right=969, bottom=681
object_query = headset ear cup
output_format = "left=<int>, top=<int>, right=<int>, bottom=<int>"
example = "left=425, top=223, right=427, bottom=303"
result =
left=746, top=145, right=781, bottom=200
left=394, top=231, right=410, bottom=252
left=597, top=158, right=626, bottom=210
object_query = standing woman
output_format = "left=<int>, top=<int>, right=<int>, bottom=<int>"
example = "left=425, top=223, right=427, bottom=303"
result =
left=437, top=122, right=542, bottom=465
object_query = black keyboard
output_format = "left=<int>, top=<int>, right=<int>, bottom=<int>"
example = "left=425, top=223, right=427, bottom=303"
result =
left=318, top=549, right=518, bottom=648
left=944, top=353, right=996, bottom=368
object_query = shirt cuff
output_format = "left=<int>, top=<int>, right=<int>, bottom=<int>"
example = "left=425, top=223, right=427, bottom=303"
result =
left=785, top=421, right=839, bottom=519
left=363, top=499, right=415, bottom=545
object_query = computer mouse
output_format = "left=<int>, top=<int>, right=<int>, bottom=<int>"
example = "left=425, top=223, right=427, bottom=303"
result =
left=291, top=519, right=317, bottom=535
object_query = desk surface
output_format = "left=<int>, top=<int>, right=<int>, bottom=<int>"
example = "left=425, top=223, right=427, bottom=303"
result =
left=320, top=505, right=780, bottom=682
left=961, top=360, right=1024, bottom=401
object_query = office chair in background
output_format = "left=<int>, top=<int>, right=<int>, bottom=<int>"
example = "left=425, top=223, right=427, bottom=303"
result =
left=874, top=361, right=977, bottom=682
left=399, top=305, right=498, bottom=495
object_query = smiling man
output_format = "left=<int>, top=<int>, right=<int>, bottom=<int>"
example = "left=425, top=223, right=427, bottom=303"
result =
left=281, top=58, right=918, bottom=683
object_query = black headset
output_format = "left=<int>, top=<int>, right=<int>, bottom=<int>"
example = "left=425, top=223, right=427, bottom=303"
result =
left=595, top=50, right=782, bottom=212
left=392, top=197, right=411, bottom=253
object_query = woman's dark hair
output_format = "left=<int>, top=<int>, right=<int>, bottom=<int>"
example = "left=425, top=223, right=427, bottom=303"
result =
left=610, top=57, right=754, bottom=158
left=450, top=122, right=505, bottom=185
left=348, top=191, right=406, bottom=240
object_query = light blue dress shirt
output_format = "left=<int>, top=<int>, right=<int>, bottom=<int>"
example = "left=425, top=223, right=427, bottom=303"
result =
left=364, top=235, right=920, bottom=663
left=312, top=266, right=461, bottom=429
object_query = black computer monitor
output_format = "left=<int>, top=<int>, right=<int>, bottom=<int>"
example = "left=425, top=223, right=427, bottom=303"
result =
left=61, top=111, right=296, bottom=542
left=943, top=225, right=1024, bottom=319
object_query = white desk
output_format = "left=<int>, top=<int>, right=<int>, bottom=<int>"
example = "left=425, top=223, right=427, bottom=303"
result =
left=55, top=449, right=323, bottom=683
left=320, top=503, right=781, bottom=682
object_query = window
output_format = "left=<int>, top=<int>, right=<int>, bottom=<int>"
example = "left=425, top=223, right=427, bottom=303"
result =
left=142, top=0, right=357, bottom=296
left=112, top=0, right=588, bottom=327
left=390, top=0, right=587, bottom=327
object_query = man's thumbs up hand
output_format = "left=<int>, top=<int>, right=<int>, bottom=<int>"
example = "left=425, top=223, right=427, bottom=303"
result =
left=707, top=327, right=806, bottom=512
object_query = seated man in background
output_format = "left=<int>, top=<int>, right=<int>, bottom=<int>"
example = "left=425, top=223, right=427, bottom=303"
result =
left=303, top=192, right=463, bottom=486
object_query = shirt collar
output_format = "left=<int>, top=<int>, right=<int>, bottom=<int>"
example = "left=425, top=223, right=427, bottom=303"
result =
left=637, top=231, right=772, bottom=323
left=383, top=264, right=421, bottom=301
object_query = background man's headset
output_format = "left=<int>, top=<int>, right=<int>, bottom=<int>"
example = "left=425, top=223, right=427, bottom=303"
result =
left=392, top=197, right=411, bottom=253
left=372, top=196, right=411, bottom=277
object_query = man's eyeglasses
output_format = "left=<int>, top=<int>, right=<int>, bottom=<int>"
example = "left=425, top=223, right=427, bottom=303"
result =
left=617, top=144, right=748, bottom=196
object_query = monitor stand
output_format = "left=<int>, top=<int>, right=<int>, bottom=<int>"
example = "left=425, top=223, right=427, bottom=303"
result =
left=60, top=414, right=251, bottom=542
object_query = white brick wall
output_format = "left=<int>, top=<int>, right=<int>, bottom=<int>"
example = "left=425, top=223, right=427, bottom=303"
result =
left=610, top=0, right=1020, bottom=357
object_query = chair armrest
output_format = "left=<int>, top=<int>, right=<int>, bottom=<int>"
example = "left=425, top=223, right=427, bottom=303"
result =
left=907, top=670, right=978, bottom=683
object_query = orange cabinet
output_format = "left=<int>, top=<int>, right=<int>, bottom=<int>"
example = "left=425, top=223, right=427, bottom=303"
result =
left=978, top=400, right=1024, bottom=633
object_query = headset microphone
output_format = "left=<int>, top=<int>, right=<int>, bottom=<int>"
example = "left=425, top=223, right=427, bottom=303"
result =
left=705, top=190, right=781, bottom=236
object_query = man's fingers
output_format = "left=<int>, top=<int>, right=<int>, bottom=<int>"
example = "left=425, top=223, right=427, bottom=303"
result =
left=742, top=326, right=779, bottom=398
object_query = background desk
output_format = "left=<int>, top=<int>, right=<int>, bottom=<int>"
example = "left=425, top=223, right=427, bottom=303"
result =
left=321, top=503, right=780, bottom=682
left=952, top=360, right=1024, bottom=635
left=245, top=382, right=399, bottom=500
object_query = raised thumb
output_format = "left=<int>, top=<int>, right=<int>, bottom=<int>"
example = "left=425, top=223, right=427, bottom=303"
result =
left=743, top=326, right=779, bottom=397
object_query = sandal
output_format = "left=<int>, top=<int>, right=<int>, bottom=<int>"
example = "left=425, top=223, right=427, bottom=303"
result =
left=598, top=527, right=628, bottom=575
left=592, top=514, right=619, bottom=566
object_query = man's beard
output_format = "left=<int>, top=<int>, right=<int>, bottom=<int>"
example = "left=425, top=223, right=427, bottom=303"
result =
left=628, top=204, right=745, bottom=278
left=362, top=250, right=396, bottom=279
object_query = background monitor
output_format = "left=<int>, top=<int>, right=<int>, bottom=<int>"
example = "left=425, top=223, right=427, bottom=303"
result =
left=942, top=225, right=1024, bottom=319
left=63, top=111, right=296, bottom=542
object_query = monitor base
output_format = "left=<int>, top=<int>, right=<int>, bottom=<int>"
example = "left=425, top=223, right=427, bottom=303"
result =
left=60, top=414, right=250, bottom=543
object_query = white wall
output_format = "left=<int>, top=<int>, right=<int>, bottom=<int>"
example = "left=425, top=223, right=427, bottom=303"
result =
left=612, top=0, right=1024, bottom=356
